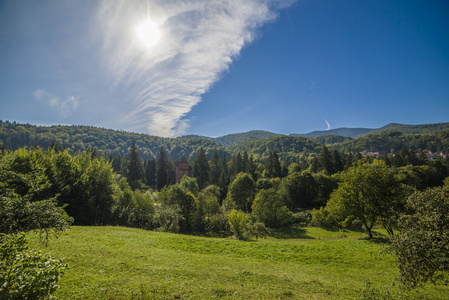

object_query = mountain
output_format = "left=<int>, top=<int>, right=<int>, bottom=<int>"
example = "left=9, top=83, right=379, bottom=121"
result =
left=365, top=122, right=449, bottom=136
left=210, top=130, right=281, bottom=148
left=293, top=127, right=373, bottom=138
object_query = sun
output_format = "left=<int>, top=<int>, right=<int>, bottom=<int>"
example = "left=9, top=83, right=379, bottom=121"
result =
left=136, top=19, right=160, bottom=48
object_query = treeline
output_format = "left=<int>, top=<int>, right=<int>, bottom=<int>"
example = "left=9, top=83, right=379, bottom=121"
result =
left=3, top=121, right=449, bottom=165
left=0, top=121, right=225, bottom=161
left=2, top=141, right=448, bottom=235
left=333, top=130, right=449, bottom=154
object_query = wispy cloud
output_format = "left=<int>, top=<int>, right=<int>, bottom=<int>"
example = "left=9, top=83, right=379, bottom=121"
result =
left=325, top=119, right=331, bottom=130
left=96, top=0, right=294, bottom=137
left=33, top=89, right=79, bottom=118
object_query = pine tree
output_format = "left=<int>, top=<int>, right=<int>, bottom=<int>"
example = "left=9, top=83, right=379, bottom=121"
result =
left=265, top=151, right=282, bottom=178
left=209, top=149, right=222, bottom=186
left=156, top=148, right=170, bottom=190
left=144, top=158, right=156, bottom=188
left=331, top=149, right=344, bottom=173
left=318, top=145, right=334, bottom=174
left=193, top=147, right=210, bottom=189
left=126, top=142, right=144, bottom=190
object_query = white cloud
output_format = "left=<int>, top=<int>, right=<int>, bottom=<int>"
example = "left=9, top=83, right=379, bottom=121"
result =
left=96, top=0, right=294, bottom=137
left=33, top=89, right=79, bottom=118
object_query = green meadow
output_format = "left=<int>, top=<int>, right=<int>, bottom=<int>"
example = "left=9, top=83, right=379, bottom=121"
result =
left=29, top=226, right=448, bottom=299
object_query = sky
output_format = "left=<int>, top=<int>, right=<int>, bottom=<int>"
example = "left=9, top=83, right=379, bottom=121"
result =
left=1, top=0, right=448, bottom=138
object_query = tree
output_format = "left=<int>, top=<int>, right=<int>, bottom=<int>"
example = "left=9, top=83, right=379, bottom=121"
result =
left=331, top=149, right=344, bottom=173
left=209, top=150, right=222, bottom=186
left=193, top=147, right=210, bottom=189
left=281, top=172, right=318, bottom=210
left=0, top=149, right=73, bottom=239
left=226, top=172, right=256, bottom=212
left=265, top=151, right=282, bottom=178
left=144, top=158, right=156, bottom=188
left=388, top=186, right=449, bottom=287
left=318, top=145, right=334, bottom=174
left=252, top=188, right=293, bottom=228
left=227, top=209, right=249, bottom=239
left=156, top=148, right=171, bottom=190
left=126, top=142, right=144, bottom=190
left=323, top=161, right=405, bottom=238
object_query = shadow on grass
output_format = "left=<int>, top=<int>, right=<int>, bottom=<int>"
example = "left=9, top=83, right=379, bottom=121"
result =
left=269, top=226, right=315, bottom=239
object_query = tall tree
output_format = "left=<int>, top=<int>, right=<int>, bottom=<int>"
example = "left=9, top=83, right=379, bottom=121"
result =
left=144, top=158, right=156, bottom=188
left=193, top=147, right=210, bottom=189
left=156, top=148, right=171, bottom=190
left=209, top=149, right=222, bottom=186
left=318, top=145, right=334, bottom=174
left=331, top=149, right=344, bottom=173
left=126, top=142, right=144, bottom=190
left=265, top=151, right=282, bottom=178
left=323, top=161, right=406, bottom=238
left=226, top=172, right=256, bottom=212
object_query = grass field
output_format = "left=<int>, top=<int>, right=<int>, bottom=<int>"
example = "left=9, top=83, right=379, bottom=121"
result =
left=28, top=226, right=449, bottom=299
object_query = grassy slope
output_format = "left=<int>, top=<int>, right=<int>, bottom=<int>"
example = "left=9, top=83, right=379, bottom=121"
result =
left=29, top=226, right=448, bottom=299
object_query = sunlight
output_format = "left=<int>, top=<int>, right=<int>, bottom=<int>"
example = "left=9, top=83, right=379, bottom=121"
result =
left=136, top=19, right=160, bottom=48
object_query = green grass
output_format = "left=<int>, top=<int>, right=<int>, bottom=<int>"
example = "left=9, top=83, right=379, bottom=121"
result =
left=28, top=226, right=448, bottom=299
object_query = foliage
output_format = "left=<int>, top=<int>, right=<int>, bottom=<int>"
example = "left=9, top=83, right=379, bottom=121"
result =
left=0, top=233, right=67, bottom=300
left=227, top=209, right=249, bottom=238
left=193, top=147, right=210, bottom=189
left=226, top=172, right=256, bottom=212
left=317, top=161, right=406, bottom=237
left=388, top=186, right=449, bottom=287
left=154, top=205, right=183, bottom=233
left=252, top=188, right=293, bottom=228
left=0, top=149, right=73, bottom=241
left=245, top=222, right=270, bottom=239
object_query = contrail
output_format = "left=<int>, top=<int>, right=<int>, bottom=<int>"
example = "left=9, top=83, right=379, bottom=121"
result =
left=325, top=119, right=331, bottom=130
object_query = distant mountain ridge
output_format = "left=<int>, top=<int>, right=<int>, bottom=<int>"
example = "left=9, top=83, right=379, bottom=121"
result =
left=1, top=121, right=449, bottom=160
left=292, top=127, right=373, bottom=139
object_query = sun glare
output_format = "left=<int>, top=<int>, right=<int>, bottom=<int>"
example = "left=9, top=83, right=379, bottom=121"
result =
left=136, top=19, right=160, bottom=48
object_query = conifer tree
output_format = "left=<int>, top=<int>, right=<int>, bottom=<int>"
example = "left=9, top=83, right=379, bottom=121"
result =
left=193, top=147, right=210, bottom=189
left=126, top=142, right=144, bottom=190
left=318, top=145, right=334, bottom=174
left=209, top=149, right=222, bottom=186
left=156, top=148, right=170, bottom=190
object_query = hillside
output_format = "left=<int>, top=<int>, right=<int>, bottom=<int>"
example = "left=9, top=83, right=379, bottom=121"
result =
left=2, top=121, right=449, bottom=160
left=0, top=121, right=225, bottom=160
left=365, top=122, right=449, bottom=136
left=294, top=127, right=373, bottom=138
left=27, top=226, right=449, bottom=299
left=227, top=135, right=322, bottom=160
left=211, top=130, right=281, bottom=147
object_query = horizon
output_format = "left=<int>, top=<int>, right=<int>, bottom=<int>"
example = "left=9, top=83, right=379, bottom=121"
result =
left=2, top=119, right=449, bottom=139
left=1, top=0, right=449, bottom=137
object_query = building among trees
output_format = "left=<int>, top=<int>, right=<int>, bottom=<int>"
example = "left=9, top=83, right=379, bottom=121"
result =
left=175, top=156, right=192, bottom=183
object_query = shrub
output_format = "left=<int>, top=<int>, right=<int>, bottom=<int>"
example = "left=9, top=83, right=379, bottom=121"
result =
left=0, top=233, right=66, bottom=300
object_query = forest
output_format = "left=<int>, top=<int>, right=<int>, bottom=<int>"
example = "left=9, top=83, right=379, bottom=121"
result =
left=1, top=121, right=449, bottom=298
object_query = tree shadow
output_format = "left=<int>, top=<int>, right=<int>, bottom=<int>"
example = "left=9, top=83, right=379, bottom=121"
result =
left=269, top=226, right=315, bottom=239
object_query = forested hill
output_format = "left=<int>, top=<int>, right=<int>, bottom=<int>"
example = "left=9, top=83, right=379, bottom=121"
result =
left=366, top=122, right=449, bottom=136
left=333, top=130, right=449, bottom=154
left=0, top=121, right=225, bottom=160
left=294, top=127, right=373, bottom=138
left=1, top=121, right=449, bottom=161
left=227, top=135, right=322, bottom=161
left=210, top=130, right=280, bottom=147
left=180, top=130, right=280, bottom=148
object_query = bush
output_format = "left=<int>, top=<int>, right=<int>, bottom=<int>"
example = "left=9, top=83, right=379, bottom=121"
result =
left=0, top=233, right=66, bottom=300
left=388, top=186, right=449, bottom=287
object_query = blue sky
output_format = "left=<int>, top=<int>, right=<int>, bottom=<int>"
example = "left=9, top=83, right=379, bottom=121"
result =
left=1, top=0, right=448, bottom=137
